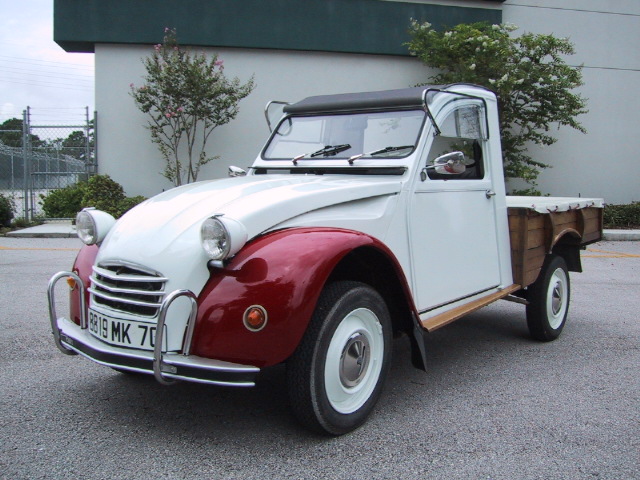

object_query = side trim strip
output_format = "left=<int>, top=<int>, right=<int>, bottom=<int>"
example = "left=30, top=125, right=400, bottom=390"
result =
left=419, top=285, right=500, bottom=315
left=421, top=284, right=521, bottom=332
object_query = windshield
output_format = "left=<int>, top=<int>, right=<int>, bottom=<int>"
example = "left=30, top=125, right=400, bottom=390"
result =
left=263, top=110, right=425, bottom=160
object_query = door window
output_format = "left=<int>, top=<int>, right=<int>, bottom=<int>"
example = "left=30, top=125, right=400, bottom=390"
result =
left=426, top=103, right=486, bottom=180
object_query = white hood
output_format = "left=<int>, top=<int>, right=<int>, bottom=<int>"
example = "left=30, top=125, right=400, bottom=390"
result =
left=95, top=175, right=402, bottom=297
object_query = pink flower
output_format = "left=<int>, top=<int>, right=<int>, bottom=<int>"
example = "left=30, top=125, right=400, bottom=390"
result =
left=154, top=44, right=161, bottom=52
left=214, top=60, right=224, bottom=67
left=129, top=83, right=134, bottom=88
left=177, top=106, right=184, bottom=112
left=165, top=113, right=172, bottom=118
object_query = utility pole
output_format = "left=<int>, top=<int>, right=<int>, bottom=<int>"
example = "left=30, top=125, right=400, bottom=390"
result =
left=22, top=108, right=29, bottom=220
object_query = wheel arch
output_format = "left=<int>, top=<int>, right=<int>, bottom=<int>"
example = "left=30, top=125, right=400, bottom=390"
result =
left=192, top=227, right=417, bottom=368
left=551, top=230, right=583, bottom=273
left=327, top=245, right=417, bottom=336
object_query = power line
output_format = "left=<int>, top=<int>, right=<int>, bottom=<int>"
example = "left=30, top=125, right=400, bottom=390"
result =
left=0, top=53, right=94, bottom=71
left=0, top=76, right=94, bottom=91
left=0, top=63, right=94, bottom=79
left=506, top=3, right=640, bottom=17
left=29, top=107, right=92, bottom=111
left=0, top=70, right=94, bottom=86
left=571, top=65, right=640, bottom=73
left=0, top=68, right=94, bottom=85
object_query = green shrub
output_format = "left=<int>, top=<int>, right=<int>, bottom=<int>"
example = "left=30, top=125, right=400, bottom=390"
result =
left=40, top=182, right=87, bottom=218
left=603, top=202, right=640, bottom=228
left=509, top=187, right=543, bottom=196
left=81, top=175, right=147, bottom=218
left=81, top=174, right=126, bottom=218
left=0, top=193, right=14, bottom=227
left=40, top=174, right=147, bottom=220
left=116, top=195, right=147, bottom=217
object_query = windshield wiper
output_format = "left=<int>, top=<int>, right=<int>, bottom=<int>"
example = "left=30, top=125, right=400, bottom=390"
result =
left=293, top=144, right=351, bottom=164
left=348, top=145, right=414, bottom=164
left=370, top=145, right=414, bottom=156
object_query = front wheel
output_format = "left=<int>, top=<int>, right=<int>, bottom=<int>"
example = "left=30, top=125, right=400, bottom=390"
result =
left=287, top=281, right=392, bottom=435
left=526, top=255, right=570, bottom=341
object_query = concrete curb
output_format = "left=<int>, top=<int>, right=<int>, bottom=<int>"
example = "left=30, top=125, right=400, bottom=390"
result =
left=602, top=230, right=640, bottom=241
left=5, top=222, right=77, bottom=239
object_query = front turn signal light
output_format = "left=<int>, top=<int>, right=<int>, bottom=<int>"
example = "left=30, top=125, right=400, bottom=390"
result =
left=243, top=305, right=268, bottom=332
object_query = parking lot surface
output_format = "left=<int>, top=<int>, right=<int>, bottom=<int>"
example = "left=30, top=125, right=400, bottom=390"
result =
left=1, top=238, right=638, bottom=479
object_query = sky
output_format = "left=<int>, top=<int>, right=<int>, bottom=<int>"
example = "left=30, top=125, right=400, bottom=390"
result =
left=0, top=0, right=95, bottom=125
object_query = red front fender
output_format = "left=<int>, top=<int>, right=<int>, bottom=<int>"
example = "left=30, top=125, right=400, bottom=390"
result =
left=192, top=227, right=400, bottom=367
left=70, top=244, right=99, bottom=326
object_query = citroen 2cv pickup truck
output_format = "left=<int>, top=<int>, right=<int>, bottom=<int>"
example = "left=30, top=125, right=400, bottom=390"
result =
left=48, top=84, right=603, bottom=435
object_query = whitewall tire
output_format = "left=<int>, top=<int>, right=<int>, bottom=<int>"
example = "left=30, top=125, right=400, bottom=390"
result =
left=526, top=255, right=571, bottom=341
left=287, top=281, right=392, bottom=435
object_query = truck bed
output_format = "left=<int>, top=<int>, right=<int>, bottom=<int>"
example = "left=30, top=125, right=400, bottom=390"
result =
left=506, top=196, right=603, bottom=287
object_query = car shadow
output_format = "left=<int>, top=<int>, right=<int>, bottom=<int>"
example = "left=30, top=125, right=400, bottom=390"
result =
left=65, top=303, right=535, bottom=441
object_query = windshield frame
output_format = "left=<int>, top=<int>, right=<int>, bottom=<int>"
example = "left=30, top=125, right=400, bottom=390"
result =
left=261, top=108, right=427, bottom=162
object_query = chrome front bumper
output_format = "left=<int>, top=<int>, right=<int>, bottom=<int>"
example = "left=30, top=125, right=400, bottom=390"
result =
left=48, top=271, right=259, bottom=387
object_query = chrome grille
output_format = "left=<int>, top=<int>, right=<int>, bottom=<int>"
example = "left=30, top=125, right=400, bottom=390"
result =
left=90, top=263, right=168, bottom=317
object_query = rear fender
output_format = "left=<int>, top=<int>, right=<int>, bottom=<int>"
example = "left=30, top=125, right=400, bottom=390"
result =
left=191, top=227, right=410, bottom=367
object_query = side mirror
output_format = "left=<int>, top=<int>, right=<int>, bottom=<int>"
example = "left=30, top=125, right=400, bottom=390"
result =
left=264, top=101, right=289, bottom=132
left=420, top=151, right=466, bottom=181
left=228, top=165, right=247, bottom=177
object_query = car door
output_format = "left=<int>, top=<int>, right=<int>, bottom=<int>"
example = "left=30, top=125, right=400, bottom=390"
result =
left=409, top=99, right=502, bottom=313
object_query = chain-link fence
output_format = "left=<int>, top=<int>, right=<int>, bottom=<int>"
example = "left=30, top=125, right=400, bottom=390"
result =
left=0, top=107, right=96, bottom=220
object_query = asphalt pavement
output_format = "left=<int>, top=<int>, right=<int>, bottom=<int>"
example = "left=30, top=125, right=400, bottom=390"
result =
left=0, top=237, right=638, bottom=480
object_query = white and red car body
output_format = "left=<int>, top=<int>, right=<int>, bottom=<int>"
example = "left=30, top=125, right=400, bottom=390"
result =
left=48, top=84, right=601, bottom=407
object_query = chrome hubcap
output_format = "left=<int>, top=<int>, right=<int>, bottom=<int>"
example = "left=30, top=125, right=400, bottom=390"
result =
left=339, top=333, right=370, bottom=388
left=325, top=307, right=383, bottom=414
left=547, top=267, right=568, bottom=330
left=551, top=282, right=563, bottom=315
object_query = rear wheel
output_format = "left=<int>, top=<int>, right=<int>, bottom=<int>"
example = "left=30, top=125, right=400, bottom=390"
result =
left=526, top=255, right=570, bottom=341
left=287, top=281, right=392, bottom=435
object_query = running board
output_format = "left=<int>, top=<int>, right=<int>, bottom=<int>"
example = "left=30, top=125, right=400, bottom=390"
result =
left=421, top=284, right=522, bottom=332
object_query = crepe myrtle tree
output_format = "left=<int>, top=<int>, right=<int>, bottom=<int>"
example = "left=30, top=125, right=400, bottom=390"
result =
left=131, top=28, right=255, bottom=186
left=406, top=20, right=587, bottom=192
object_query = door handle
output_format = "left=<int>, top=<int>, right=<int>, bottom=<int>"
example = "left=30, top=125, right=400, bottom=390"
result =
left=485, top=190, right=496, bottom=199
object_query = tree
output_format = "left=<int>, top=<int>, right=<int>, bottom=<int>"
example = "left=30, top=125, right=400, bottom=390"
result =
left=45, top=128, right=94, bottom=161
left=406, top=21, right=587, bottom=191
left=59, top=127, right=94, bottom=161
left=130, top=28, right=255, bottom=186
left=0, top=118, right=43, bottom=149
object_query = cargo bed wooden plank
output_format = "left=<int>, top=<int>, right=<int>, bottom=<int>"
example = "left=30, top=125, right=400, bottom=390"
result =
left=506, top=197, right=603, bottom=288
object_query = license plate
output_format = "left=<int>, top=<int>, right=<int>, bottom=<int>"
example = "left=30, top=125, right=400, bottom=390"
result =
left=88, top=309, right=160, bottom=351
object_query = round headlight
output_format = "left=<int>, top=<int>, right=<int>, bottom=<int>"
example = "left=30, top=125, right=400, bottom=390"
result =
left=201, top=215, right=248, bottom=261
left=76, top=208, right=116, bottom=245
left=201, top=217, right=230, bottom=260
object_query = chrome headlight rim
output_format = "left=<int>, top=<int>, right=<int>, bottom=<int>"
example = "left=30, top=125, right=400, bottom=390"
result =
left=76, top=208, right=116, bottom=245
left=201, top=216, right=231, bottom=260
left=200, top=215, right=248, bottom=261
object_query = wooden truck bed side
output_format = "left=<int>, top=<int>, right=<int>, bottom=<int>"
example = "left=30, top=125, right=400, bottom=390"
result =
left=507, top=199, right=603, bottom=288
